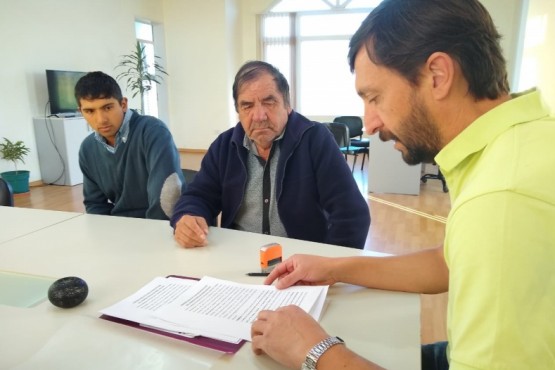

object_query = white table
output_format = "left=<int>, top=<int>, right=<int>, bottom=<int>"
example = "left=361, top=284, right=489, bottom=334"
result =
left=0, top=206, right=82, bottom=244
left=0, top=210, right=420, bottom=370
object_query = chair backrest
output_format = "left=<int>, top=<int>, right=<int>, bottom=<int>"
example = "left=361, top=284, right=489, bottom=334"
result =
left=333, top=116, right=363, bottom=138
left=0, top=177, right=14, bottom=206
left=324, top=122, right=350, bottom=148
left=182, top=169, right=198, bottom=185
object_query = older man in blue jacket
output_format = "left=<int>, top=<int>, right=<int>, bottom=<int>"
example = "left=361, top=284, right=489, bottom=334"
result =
left=171, top=61, right=370, bottom=249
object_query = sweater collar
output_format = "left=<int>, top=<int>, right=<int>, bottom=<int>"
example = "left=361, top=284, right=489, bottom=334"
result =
left=94, top=109, right=133, bottom=154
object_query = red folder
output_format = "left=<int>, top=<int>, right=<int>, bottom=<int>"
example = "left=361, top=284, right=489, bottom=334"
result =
left=99, top=275, right=246, bottom=353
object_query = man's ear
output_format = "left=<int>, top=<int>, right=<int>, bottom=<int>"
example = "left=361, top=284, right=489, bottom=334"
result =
left=120, top=97, right=128, bottom=112
left=426, top=52, right=454, bottom=100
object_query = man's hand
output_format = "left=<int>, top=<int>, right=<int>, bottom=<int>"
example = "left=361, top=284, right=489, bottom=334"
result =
left=251, top=305, right=329, bottom=369
left=264, top=254, right=338, bottom=289
left=174, top=215, right=209, bottom=248
left=252, top=306, right=384, bottom=370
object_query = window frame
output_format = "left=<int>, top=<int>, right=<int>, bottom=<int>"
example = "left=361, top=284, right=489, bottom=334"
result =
left=260, top=8, right=375, bottom=116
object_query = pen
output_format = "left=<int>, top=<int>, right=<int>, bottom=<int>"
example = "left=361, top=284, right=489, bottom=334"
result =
left=246, top=272, right=269, bottom=277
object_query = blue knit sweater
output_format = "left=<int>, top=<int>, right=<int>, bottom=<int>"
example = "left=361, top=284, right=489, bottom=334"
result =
left=79, top=111, right=185, bottom=220
left=171, top=111, right=370, bottom=249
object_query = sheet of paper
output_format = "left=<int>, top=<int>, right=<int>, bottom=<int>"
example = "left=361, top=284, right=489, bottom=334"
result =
left=101, top=278, right=198, bottom=335
left=100, top=277, right=242, bottom=343
left=0, top=270, right=56, bottom=308
left=157, top=276, right=328, bottom=341
left=100, top=276, right=194, bottom=321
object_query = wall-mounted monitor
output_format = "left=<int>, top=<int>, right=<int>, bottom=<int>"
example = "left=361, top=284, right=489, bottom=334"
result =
left=45, top=69, right=87, bottom=116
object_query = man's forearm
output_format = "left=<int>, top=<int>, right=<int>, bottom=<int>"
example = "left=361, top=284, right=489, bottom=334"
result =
left=331, top=246, right=449, bottom=294
left=316, top=343, right=385, bottom=370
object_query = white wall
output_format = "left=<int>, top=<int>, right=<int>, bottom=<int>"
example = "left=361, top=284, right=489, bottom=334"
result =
left=0, top=0, right=273, bottom=182
left=163, top=0, right=273, bottom=150
left=0, top=0, right=164, bottom=181
left=0, top=0, right=553, bottom=183
left=239, top=0, right=273, bottom=60
left=162, top=0, right=237, bottom=150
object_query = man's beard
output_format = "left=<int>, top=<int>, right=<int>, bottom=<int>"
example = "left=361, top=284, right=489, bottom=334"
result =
left=380, top=96, right=441, bottom=165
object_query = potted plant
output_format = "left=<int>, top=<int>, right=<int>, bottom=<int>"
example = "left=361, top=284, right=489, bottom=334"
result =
left=115, top=41, right=168, bottom=113
left=0, top=137, right=31, bottom=194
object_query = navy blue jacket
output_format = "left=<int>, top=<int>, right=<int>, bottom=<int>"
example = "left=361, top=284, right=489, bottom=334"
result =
left=171, top=111, right=370, bottom=248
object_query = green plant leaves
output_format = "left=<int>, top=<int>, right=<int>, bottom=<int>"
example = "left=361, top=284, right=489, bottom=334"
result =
left=0, top=137, right=30, bottom=172
left=115, top=41, right=169, bottom=102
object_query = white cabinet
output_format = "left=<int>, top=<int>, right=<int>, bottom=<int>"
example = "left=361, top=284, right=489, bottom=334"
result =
left=33, top=117, right=92, bottom=186
left=367, top=134, right=422, bottom=195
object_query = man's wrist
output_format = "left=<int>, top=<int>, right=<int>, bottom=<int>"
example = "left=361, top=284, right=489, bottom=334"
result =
left=301, top=336, right=345, bottom=370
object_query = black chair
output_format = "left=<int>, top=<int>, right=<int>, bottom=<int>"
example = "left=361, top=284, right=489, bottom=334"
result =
left=181, top=168, right=198, bottom=185
left=324, top=122, right=368, bottom=172
left=0, top=177, right=14, bottom=206
left=333, top=116, right=369, bottom=169
left=421, top=164, right=449, bottom=193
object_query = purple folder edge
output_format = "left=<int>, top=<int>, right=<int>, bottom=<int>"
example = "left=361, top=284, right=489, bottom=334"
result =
left=98, top=275, right=246, bottom=354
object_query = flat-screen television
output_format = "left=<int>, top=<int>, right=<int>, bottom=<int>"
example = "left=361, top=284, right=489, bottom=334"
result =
left=46, top=69, right=87, bottom=116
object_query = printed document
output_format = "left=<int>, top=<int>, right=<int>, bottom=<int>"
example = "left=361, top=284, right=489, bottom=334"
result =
left=100, top=276, right=328, bottom=342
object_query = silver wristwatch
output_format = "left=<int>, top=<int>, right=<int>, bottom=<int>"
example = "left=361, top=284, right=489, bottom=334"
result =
left=301, top=336, right=345, bottom=370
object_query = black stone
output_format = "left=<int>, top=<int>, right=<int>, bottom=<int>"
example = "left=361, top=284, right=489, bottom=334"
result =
left=48, top=276, right=89, bottom=308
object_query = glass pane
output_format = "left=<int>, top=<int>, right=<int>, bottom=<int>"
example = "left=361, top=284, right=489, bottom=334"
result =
left=298, top=40, right=362, bottom=116
left=135, top=21, right=153, bottom=42
left=346, top=0, right=382, bottom=9
left=263, top=15, right=290, bottom=38
left=270, top=0, right=329, bottom=12
left=265, top=44, right=291, bottom=84
left=143, top=85, right=159, bottom=117
left=269, top=0, right=380, bottom=12
left=299, top=12, right=368, bottom=37
left=516, top=14, right=547, bottom=92
left=143, top=43, right=156, bottom=74
left=137, top=41, right=160, bottom=117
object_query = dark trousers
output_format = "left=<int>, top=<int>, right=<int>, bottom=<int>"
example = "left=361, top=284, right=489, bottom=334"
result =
left=421, top=341, right=449, bottom=370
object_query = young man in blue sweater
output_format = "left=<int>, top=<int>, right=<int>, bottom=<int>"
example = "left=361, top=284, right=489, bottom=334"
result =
left=76, top=71, right=185, bottom=220
left=171, top=61, right=370, bottom=249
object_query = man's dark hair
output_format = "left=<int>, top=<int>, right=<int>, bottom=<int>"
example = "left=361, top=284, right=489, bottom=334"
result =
left=74, top=71, right=123, bottom=106
left=232, top=61, right=290, bottom=112
left=348, top=0, right=509, bottom=99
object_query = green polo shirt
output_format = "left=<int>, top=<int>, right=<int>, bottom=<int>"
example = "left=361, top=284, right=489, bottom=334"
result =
left=437, top=90, right=555, bottom=369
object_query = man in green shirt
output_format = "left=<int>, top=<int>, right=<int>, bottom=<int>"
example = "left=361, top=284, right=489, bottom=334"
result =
left=250, top=1, right=555, bottom=369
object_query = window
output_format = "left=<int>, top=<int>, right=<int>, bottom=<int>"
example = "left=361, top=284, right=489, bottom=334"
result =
left=261, top=1, right=381, bottom=116
left=270, top=0, right=381, bottom=13
left=135, top=20, right=160, bottom=117
left=516, top=13, right=547, bottom=92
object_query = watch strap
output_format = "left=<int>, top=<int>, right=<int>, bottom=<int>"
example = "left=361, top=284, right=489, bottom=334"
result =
left=301, top=336, right=345, bottom=370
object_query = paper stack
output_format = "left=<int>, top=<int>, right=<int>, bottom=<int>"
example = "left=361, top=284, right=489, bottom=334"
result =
left=100, top=276, right=328, bottom=353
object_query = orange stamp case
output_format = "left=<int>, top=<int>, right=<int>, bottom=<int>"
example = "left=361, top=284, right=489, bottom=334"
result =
left=260, top=243, right=282, bottom=273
